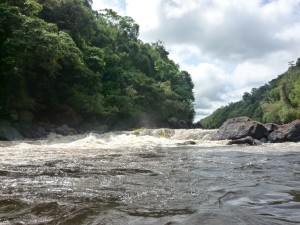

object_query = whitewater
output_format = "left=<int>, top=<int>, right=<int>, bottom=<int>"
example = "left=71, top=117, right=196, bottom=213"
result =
left=0, top=129, right=299, bottom=224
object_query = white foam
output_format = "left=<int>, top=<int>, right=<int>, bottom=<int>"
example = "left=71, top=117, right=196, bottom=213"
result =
left=1, top=129, right=299, bottom=165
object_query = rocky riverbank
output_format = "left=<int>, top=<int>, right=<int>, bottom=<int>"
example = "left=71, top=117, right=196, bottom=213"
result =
left=2, top=116, right=299, bottom=144
left=0, top=121, right=80, bottom=141
left=212, top=117, right=300, bottom=145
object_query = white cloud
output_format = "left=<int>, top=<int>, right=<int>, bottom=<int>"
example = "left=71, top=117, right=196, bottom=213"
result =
left=126, top=0, right=160, bottom=31
left=180, top=62, right=231, bottom=115
left=277, top=24, right=300, bottom=42
left=163, top=0, right=201, bottom=18
left=93, top=0, right=300, bottom=120
left=140, top=0, right=299, bottom=61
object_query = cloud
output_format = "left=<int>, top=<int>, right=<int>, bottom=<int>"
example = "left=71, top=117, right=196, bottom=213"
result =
left=125, top=0, right=160, bottom=31
left=137, top=0, right=300, bottom=61
left=93, top=0, right=300, bottom=120
left=179, top=62, right=231, bottom=114
left=171, top=47, right=297, bottom=118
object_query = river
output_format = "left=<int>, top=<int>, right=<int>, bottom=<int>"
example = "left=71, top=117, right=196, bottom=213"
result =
left=0, top=129, right=299, bottom=225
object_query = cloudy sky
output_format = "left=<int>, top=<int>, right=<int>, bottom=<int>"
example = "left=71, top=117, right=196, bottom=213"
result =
left=93, top=0, right=300, bottom=121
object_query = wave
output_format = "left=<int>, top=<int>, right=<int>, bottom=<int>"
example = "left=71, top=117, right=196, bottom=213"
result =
left=1, top=128, right=300, bottom=166
left=0, top=128, right=225, bottom=151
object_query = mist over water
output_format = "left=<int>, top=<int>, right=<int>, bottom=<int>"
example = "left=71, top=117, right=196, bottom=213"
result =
left=0, top=129, right=300, bottom=224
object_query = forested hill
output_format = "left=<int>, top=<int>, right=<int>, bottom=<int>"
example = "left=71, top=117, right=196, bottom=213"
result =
left=0, top=0, right=195, bottom=128
left=200, top=59, right=300, bottom=129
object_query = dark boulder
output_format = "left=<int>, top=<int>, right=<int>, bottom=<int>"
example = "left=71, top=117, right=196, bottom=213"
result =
left=168, top=117, right=189, bottom=129
left=178, top=140, right=197, bottom=145
left=264, top=123, right=279, bottom=133
left=0, top=121, right=23, bottom=141
left=268, top=120, right=300, bottom=143
left=228, top=136, right=262, bottom=146
left=39, top=106, right=81, bottom=127
left=77, top=122, right=109, bottom=134
left=191, top=122, right=203, bottom=129
left=55, top=124, right=77, bottom=136
left=259, top=137, right=268, bottom=143
left=212, top=117, right=269, bottom=140
left=16, top=123, right=48, bottom=139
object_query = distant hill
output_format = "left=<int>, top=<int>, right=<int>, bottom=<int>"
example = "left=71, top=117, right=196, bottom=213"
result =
left=200, top=59, right=300, bottom=129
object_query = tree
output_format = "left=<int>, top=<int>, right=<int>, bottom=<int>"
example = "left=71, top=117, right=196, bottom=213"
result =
left=1, top=0, right=195, bottom=127
left=200, top=59, right=300, bottom=128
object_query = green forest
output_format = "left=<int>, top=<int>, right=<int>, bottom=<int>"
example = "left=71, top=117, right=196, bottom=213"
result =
left=200, top=59, right=300, bottom=129
left=0, top=0, right=195, bottom=128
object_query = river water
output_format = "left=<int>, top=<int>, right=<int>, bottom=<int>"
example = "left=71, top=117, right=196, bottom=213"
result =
left=0, top=129, right=300, bottom=225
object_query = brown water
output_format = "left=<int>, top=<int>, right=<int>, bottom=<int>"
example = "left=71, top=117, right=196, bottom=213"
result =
left=0, top=129, right=299, bottom=225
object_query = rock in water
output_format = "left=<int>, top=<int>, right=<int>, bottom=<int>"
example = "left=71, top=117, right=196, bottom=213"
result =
left=168, top=117, right=189, bottom=129
left=16, top=123, right=48, bottom=139
left=268, top=120, right=300, bottom=143
left=178, top=140, right=197, bottom=145
left=212, top=117, right=268, bottom=140
left=55, top=124, right=77, bottom=136
left=228, top=136, right=262, bottom=146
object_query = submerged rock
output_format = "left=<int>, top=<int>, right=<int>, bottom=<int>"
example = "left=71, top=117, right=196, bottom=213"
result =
left=212, top=117, right=268, bottom=141
left=132, top=127, right=147, bottom=136
left=178, top=140, right=197, bottom=145
left=228, top=136, right=262, bottom=146
left=268, top=120, right=300, bottom=143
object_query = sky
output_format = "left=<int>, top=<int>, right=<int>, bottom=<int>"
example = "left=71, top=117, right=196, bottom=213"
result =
left=92, top=0, right=300, bottom=121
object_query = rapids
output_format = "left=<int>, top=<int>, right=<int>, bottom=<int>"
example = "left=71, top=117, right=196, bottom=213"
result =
left=0, top=128, right=299, bottom=224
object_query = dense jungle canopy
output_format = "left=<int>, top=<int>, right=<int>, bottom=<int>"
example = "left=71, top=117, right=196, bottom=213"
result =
left=0, top=0, right=195, bottom=127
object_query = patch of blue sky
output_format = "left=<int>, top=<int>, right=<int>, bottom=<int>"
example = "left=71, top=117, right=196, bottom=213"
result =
left=183, top=55, right=202, bottom=66
left=260, top=0, right=275, bottom=6
left=119, top=0, right=126, bottom=10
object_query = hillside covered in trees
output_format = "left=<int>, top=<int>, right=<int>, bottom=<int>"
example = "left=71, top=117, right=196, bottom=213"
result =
left=0, top=0, right=195, bottom=128
left=200, top=59, right=300, bottom=129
